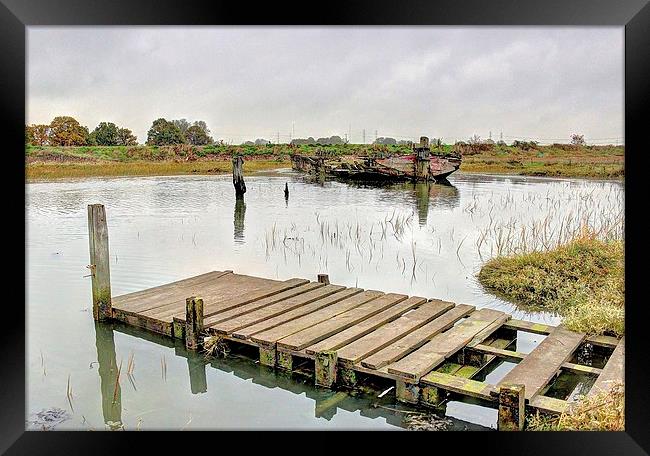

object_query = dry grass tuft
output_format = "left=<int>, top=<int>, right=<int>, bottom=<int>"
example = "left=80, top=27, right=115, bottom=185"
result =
left=202, top=334, right=230, bottom=359
left=527, top=382, right=624, bottom=431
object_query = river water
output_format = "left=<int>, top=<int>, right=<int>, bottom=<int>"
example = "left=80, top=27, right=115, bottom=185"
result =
left=26, top=170, right=623, bottom=430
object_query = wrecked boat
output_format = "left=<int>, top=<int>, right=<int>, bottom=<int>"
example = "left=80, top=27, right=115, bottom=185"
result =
left=290, top=136, right=462, bottom=182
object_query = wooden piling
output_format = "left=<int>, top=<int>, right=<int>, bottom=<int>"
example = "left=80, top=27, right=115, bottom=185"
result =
left=498, top=384, right=525, bottom=431
left=284, top=182, right=289, bottom=199
left=396, top=379, right=420, bottom=404
left=315, top=351, right=337, bottom=387
left=185, top=296, right=204, bottom=350
left=317, top=274, right=330, bottom=285
left=232, top=155, right=246, bottom=197
left=87, top=204, right=112, bottom=321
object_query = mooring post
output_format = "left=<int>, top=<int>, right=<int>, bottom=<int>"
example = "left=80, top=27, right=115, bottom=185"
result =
left=317, top=274, right=330, bottom=285
left=498, top=384, right=526, bottom=431
left=284, top=182, right=289, bottom=200
left=232, top=155, right=246, bottom=197
left=87, top=204, right=112, bottom=321
left=185, top=296, right=204, bottom=350
left=315, top=351, right=337, bottom=387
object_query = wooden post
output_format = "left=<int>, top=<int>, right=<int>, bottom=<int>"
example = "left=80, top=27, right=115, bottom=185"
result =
left=284, top=182, right=289, bottom=200
left=414, top=136, right=431, bottom=182
left=185, top=296, right=204, bottom=350
left=498, top=384, right=526, bottom=431
left=259, top=345, right=276, bottom=367
left=315, top=351, right=337, bottom=387
left=396, top=379, right=420, bottom=404
left=277, top=352, right=293, bottom=371
left=317, top=274, right=330, bottom=285
left=88, top=204, right=112, bottom=321
left=232, top=155, right=246, bottom=197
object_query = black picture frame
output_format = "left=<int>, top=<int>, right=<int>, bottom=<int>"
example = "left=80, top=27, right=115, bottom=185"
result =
left=3, top=0, right=648, bottom=453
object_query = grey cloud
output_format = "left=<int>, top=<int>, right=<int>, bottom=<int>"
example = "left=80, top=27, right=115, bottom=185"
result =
left=28, top=26, right=623, bottom=144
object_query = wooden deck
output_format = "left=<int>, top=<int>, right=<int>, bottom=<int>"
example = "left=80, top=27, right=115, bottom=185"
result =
left=110, top=269, right=624, bottom=429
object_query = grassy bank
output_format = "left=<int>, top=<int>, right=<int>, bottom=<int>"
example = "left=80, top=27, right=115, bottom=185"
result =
left=460, top=145, right=623, bottom=179
left=478, top=236, right=624, bottom=337
left=26, top=159, right=290, bottom=180
left=26, top=143, right=624, bottom=180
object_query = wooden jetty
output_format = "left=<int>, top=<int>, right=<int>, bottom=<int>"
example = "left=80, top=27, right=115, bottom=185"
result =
left=87, top=204, right=624, bottom=431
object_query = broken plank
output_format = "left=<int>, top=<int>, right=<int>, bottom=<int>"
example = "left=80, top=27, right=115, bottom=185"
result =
left=250, top=290, right=385, bottom=346
left=304, top=297, right=426, bottom=355
left=214, top=285, right=351, bottom=336
left=203, top=281, right=323, bottom=327
left=496, top=326, right=585, bottom=401
left=588, top=337, right=624, bottom=397
left=502, top=319, right=553, bottom=335
left=386, top=308, right=508, bottom=380
left=335, top=299, right=453, bottom=367
left=276, top=293, right=409, bottom=351
left=361, top=304, right=476, bottom=371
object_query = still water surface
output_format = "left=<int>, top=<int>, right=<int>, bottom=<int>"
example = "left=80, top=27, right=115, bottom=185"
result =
left=26, top=170, right=623, bottom=430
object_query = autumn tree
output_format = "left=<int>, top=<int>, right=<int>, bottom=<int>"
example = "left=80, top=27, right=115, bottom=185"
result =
left=26, top=124, right=51, bottom=146
left=116, top=128, right=138, bottom=146
left=48, top=116, right=89, bottom=146
left=146, top=118, right=185, bottom=145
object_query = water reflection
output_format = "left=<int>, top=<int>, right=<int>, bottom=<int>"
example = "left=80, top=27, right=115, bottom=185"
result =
left=109, top=322, right=489, bottom=430
left=94, top=322, right=123, bottom=430
left=234, top=196, right=246, bottom=244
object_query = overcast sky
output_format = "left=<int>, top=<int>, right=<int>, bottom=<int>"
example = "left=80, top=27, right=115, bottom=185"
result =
left=27, top=27, right=623, bottom=145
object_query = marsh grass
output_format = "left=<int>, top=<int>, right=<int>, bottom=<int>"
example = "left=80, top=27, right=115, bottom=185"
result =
left=478, top=232, right=624, bottom=336
left=526, top=382, right=624, bottom=431
left=202, top=334, right=230, bottom=359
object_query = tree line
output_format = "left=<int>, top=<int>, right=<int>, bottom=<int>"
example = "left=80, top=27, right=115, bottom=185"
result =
left=25, top=116, right=214, bottom=147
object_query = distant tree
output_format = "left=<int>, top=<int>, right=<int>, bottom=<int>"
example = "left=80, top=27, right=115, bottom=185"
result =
left=290, top=137, right=316, bottom=145
left=146, top=118, right=185, bottom=145
left=397, top=139, right=413, bottom=146
left=90, top=122, right=120, bottom=146
left=254, top=138, right=270, bottom=145
left=28, top=124, right=50, bottom=146
left=116, top=128, right=138, bottom=146
left=172, top=119, right=191, bottom=137
left=242, top=141, right=255, bottom=146
left=184, top=121, right=213, bottom=145
left=49, top=116, right=89, bottom=146
left=374, top=137, right=397, bottom=145
left=571, top=134, right=586, bottom=146
left=328, top=135, right=344, bottom=145
left=25, top=125, right=32, bottom=145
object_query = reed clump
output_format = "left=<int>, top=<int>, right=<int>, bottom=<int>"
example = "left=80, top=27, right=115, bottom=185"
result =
left=202, top=334, right=229, bottom=359
left=478, top=231, right=624, bottom=337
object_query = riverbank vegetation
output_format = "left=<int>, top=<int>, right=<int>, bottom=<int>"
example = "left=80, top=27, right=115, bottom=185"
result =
left=26, top=116, right=623, bottom=180
left=478, top=233, right=624, bottom=337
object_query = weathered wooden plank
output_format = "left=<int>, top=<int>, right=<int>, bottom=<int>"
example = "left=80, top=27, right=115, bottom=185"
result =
left=277, top=293, right=409, bottom=351
left=496, top=326, right=585, bottom=401
left=231, top=287, right=360, bottom=339
left=335, top=299, right=453, bottom=367
left=304, top=297, right=427, bottom=355
left=386, top=308, right=508, bottom=380
left=466, top=315, right=512, bottom=348
left=502, top=319, right=553, bottom=335
left=213, top=284, right=351, bottom=335
left=420, top=371, right=496, bottom=401
left=585, top=334, right=621, bottom=349
left=203, top=282, right=323, bottom=327
left=112, top=270, right=228, bottom=308
left=588, top=337, right=624, bottom=397
left=361, top=304, right=476, bottom=371
left=141, top=274, right=290, bottom=320
left=250, top=290, right=385, bottom=346
left=529, top=395, right=568, bottom=414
